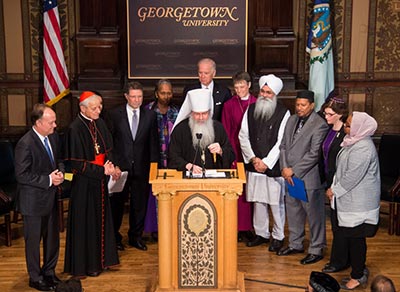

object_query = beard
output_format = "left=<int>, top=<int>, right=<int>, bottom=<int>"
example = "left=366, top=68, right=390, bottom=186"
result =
left=188, top=116, right=215, bottom=150
left=254, top=95, right=277, bottom=122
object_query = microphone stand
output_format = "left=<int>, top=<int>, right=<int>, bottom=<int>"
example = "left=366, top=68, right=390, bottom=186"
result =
left=201, top=149, right=206, bottom=178
left=189, top=133, right=203, bottom=178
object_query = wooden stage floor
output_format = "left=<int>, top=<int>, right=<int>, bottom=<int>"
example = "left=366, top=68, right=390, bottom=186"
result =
left=1, top=203, right=399, bottom=292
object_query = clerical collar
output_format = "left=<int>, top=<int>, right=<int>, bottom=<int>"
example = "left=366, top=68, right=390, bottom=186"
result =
left=240, top=94, right=250, bottom=101
left=80, top=112, right=93, bottom=122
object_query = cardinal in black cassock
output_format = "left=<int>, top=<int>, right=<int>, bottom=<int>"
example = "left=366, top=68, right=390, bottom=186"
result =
left=63, top=91, right=119, bottom=277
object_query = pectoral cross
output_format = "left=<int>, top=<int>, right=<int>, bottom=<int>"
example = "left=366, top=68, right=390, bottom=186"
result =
left=94, top=142, right=100, bottom=155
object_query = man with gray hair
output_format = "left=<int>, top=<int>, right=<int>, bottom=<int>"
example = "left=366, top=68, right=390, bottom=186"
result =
left=239, top=74, right=290, bottom=252
left=64, top=91, right=120, bottom=277
left=176, top=58, right=232, bottom=129
left=168, top=88, right=235, bottom=173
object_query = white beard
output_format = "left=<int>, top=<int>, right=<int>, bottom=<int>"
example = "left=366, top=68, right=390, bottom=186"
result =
left=254, top=95, right=277, bottom=122
left=189, top=116, right=215, bottom=150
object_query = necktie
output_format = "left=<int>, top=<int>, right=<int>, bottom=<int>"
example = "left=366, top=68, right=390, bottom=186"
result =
left=44, top=137, right=55, bottom=165
left=131, top=109, right=138, bottom=140
left=295, top=119, right=304, bottom=136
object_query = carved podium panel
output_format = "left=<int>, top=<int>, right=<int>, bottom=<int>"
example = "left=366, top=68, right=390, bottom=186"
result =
left=149, top=163, right=246, bottom=292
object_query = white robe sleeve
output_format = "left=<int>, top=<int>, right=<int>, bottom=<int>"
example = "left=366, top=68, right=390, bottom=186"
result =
left=238, top=109, right=255, bottom=163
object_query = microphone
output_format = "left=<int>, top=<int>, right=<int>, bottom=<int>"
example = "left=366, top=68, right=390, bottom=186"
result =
left=189, top=133, right=202, bottom=178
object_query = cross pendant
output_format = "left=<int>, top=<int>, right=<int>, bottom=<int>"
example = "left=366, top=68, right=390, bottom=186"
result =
left=94, top=142, right=100, bottom=155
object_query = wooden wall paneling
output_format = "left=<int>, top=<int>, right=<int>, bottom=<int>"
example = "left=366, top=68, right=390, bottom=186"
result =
left=373, top=0, right=400, bottom=79
left=340, top=0, right=353, bottom=81
left=273, top=0, right=293, bottom=30
left=77, top=0, right=97, bottom=33
left=250, top=0, right=296, bottom=89
left=99, top=0, right=118, bottom=33
left=366, top=0, right=377, bottom=80
left=0, top=89, right=8, bottom=131
left=252, top=36, right=296, bottom=89
left=373, top=86, right=400, bottom=134
left=74, top=0, right=123, bottom=90
left=76, top=37, right=120, bottom=79
left=296, top=0, right=308, bottom=83
left=77, top=36, right=121, bottom=90
left=251, top=0, right=273, bottom=30
left=365, top=87, right=374, bottom=115
left=0, top=0, right=5, bottom=75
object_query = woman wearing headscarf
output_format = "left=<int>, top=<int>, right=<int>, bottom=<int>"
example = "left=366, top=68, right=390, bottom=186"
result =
left=326, top=112, right=380, bottom=290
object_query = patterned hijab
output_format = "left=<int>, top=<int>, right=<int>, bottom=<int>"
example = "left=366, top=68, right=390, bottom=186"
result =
left=341, top=111, right=377, bottom=147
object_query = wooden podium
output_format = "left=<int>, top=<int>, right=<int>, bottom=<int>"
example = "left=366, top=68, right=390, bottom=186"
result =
left=149, top=163, right=246, bottom=292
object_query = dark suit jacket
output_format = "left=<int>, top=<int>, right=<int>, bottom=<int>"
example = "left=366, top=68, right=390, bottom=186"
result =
left=183, top=81, right=232, bottom=121
left=280, top=111, right=329, bottom=190
left=107, top=105, right=159, bottom=178
left=15, top=129, right=64, bottom=216
left=320, top=125, right=346, bottom=187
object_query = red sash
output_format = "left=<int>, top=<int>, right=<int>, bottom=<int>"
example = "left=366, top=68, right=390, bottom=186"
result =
left=91, top=153, right=105, bottom=166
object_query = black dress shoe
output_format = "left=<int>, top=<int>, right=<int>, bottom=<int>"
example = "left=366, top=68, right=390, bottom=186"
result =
left=300, top=253, right=323, bottom=265
left=277, top=246, right=304, bottom=256
left=129, top=238, right=148, bottom=251
left=246, top=235, right=269, bottom=247
left=29, top=279, right=55, bottom=291
left=268, top=239, right=284, bottom=252
left=116, top=242, right=125, bottom=251
left=87, top=271, right=102, bottom=277
left=43, top=275, right=61, bottom=287
left=322, top=263, right=350, bottom=273
left=324, top=262, right=331, bottom=268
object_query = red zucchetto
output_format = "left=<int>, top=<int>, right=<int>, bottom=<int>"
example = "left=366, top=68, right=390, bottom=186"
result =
left=79, top=91, right=96, bottom=103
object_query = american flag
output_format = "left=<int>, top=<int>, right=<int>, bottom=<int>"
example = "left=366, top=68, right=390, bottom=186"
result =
left=43, top=0, right=69, bottom=105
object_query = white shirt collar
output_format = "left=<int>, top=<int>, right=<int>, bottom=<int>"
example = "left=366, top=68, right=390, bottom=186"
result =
left=32, top=126, right=46, bottom=142
left=202, top=80, right=214, bottom=91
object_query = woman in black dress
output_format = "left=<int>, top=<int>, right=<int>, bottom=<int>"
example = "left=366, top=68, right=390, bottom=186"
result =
left=320, top=97, right=348, bottom=274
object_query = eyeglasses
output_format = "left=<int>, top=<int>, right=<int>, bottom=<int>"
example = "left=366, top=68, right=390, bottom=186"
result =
left=323, top=112, right=337, bottom=117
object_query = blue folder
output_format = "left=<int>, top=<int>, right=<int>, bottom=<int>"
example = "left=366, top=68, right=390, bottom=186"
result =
left=286, top=177, right=308, bottom=202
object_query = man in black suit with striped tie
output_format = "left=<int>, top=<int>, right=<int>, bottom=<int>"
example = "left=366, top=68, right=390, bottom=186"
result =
left=107, top=81, right=159, bottom=251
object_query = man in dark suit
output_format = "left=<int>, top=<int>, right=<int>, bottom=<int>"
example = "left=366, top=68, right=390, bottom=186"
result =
left=15, top=103, right=64, bottom=291
left=107, top=81, right=159, bottom=251
left=277, top=90, right=329, bottom=265
left=176, top=58, right=231, bottom=127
